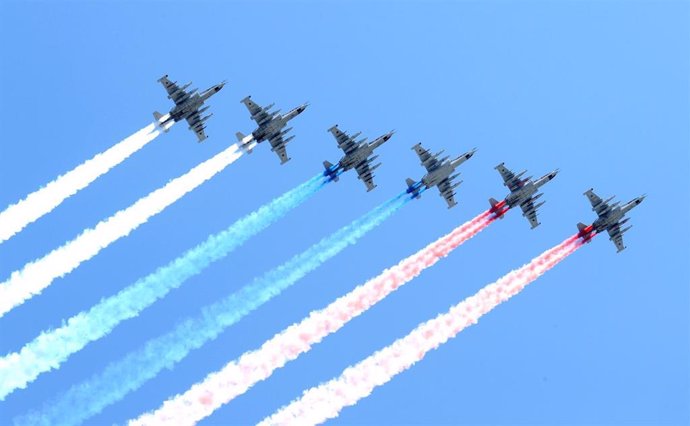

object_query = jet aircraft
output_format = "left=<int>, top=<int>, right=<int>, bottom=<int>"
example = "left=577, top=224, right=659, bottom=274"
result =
left=322, top=125, right=395, bottom=191
left=405, top=143, right=476, bottom=208
left=153, top=74, right=225, bottom=142
left=489, top=163, right=558, bottom=228
left=236, top=96, right=308, bottom=164
left=576, top=189, right=645, bottom=252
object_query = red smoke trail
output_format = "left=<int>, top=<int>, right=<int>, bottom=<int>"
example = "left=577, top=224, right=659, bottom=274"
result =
left=260, top=235, right=584, bottom=426
left=129, top=210, right=495, bottom=425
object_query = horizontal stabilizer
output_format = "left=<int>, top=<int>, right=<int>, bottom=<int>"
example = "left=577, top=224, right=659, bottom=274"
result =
left=236, top=132, right=254, bottom=153
left=405, top=178, right=422, bottom=199
left=489, top=197, right=506, bottom=218
left=323, top=160, right=339, bottom=182
left=153, top=111, right=170, bottom=133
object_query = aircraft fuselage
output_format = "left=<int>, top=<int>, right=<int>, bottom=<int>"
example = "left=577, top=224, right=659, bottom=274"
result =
left=252, top=105, right=306, bottom=143
left=169, top=85, right=222, bottom=123
left=505, top=172, right=557, bottom=207
left=592, top=198, right=642, bottom=233
left=339, top=143, right=374, bottom=170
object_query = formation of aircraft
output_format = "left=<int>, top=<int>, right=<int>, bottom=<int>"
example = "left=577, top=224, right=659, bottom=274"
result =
left=488, top=163, right=559, bottom=229
left=152, top=73, right=644, bottom=251
left=577, top=190, right=645, bottom=252
left=235, top=96, right=308, bottom=164
left=405, top=143, right=477, bottom=208
left=153, top=75, right=226, bottom=142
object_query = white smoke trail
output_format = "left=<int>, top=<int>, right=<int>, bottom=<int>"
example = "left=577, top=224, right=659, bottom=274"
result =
left=129, top=211, right=494, bottom=425
left=0, top=172, right=324, bottom=401
left=0, top=142, right=245, bottom=318
left=261, top=235, right=584, bottom=425
left=0, top=122, right=163, bottom=243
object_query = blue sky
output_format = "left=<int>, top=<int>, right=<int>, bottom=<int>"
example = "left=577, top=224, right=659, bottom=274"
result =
left=1, top=1, right=688, bottom=424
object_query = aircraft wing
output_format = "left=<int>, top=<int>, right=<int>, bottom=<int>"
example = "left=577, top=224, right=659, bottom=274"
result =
left=159, top=75, right=191, bottom=106
left=437, top=178, right=457, bottom=208
left=185, top=111, right=207, bottom=142
left=242, top=97, right=272, bottom=126
left=354, top=161, right=376, bottom=192
left=607, top=224, right=626, bottom=252
left=585, top=189, right=610, bottom=217
left=519, top=199, right=540, bottom=229
left=329, top=126, right=357, bottom=154
left=413, top=143, right=439, bottom=172
left=267, top=133, right=290, bottom=164
left=496, top=164, right=524, bottom=192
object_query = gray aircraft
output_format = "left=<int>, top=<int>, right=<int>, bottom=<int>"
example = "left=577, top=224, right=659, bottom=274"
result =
left=405, top=143, right=477, bottom=208
left=489, top=163, right=559, bottom=228
left=153, top=74, right=225, bottom=142
left=576, top=189, right=645, bottom=252
left=323, top=125, right=395, bottom=191
left=235, top=96, right=308, bottom=164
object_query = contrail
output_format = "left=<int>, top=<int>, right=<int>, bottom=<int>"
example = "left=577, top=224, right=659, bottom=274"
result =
left=0, top=173, right=326, bottom=401
left=14, top=193, right=409, bottom=426
left=0, top=142, right=247, bottom=318
left=0, top=122, right=162, bottom=243
left=129, top=210, right=495, bottom=425
left=261, top=235, right=585, bottom=425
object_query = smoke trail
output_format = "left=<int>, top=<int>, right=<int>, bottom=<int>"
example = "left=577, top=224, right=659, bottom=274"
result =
left=14, top=193, right=409, bottom=426
left=0, top=123, right=162, bottom=243
left=0, top=143, right=246, bottom=318
left=0, top=174, right=326, bottom=401
left=130, top=210, right=495, bottom=425
left=261, top=235, right=584, bottom=425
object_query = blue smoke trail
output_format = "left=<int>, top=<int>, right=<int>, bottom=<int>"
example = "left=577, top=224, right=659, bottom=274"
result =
left=14, top=192, right=409, bottom=426
left=0, top=174, right=325, bottom=401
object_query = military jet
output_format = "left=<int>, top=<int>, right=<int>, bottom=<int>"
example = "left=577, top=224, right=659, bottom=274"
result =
left=235, top=96, right=308, bottom=164
left=576, top=189, right=645, bottom=252
left=153, top=74, right=225, bottom=142
left=322, top=125, right=395, bottom=191
left=489, top=163, right=559, bottom=228
left=405, top=143, right=477, bottom=208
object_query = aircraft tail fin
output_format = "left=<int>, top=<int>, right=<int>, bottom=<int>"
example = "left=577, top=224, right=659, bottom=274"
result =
left=153, top=111, right=170, bottom=133
left=489, top=197, right=506, bottom=218
left=576, top=222, right=595, bottom=242
left=405, top=178, right=422, bottom=199
left=323, top=160, right=339, bottom=182
left=236, top=132, right=254, bottom=153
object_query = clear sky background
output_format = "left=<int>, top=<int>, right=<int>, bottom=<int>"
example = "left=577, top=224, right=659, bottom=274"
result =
left=1, top=1, right=688, bottom=425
